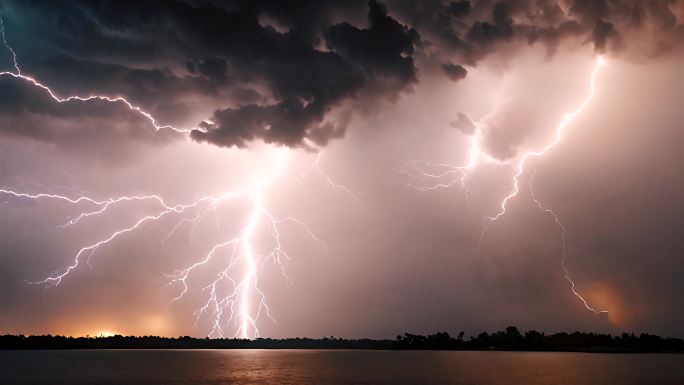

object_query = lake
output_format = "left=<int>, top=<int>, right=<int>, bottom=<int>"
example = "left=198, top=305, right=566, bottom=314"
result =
left=1, top=350, right=682, bottom=384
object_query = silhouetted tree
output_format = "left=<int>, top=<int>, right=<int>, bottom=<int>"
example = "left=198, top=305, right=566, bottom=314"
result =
left=2, top=328, right=683, bottom=352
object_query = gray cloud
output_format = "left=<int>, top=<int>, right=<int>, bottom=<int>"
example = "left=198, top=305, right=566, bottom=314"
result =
left=0, top=75, right=180, bottom=164
left=449, top=112, right=475, bottom=134
left=194, top=0, right=418, bottom=149
left=391, top=0, right=683, bottom=66
left=442, top=63, right=468, bottom=81
left=0, top=1, right=682, bottom=340
left=1, top=1, right=682, bottom=152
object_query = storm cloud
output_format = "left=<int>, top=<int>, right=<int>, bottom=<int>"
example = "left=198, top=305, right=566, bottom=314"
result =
left=0, top=1, right=682, bottom=339
left=1, top=1, right=681, bottom=152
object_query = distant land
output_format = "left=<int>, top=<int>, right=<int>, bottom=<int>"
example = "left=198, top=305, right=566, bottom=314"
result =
left=2, top=327, right=683, bottom=353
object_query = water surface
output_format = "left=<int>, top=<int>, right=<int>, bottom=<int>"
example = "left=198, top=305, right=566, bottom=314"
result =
left=1, top=349, right=682, bottom=385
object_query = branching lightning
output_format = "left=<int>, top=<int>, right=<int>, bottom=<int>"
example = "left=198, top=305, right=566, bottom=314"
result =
left=0, top=13, right=332, bottom=338
left=307, top=152, right=367, bottom=205
left=398, top=159, right=473, bottom=204
left=402, top=57, right=608, bottom=315
left=528, top=170, right=606, bottom=315
left=0, top=10, right=197, bottom=135
left=0, top=67, right=201, bottom=133
left=3, top=151, right=329, bottom=338
left=0, top=6, right=609, bottom=337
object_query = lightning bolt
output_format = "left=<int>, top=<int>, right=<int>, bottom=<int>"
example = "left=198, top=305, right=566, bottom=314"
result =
left=397, top=159, right=473, bottom=204
left=2, top=150, right=328, bottom=338
left=0, top=11, right=197, bottom=134
left=0, top=9, right=19, bottom=74
left=403, top=57, right=607, bottom=314
left=0, top=13, right=330, bottom=338
left=484, top=57, right=606, bottom=223
left=305, top=152, right=367, bottom=205
left=528, top=170, right=606, bottom=315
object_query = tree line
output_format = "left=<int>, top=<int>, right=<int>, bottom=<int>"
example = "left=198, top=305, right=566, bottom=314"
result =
left=1, top=326, right=682, bottom=352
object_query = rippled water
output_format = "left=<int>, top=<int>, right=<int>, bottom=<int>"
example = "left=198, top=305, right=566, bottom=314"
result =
left=1, top=349, right=683, bottom=385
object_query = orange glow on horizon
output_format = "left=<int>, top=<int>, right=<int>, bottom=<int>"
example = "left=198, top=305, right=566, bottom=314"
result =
left=589, top=283, right=626, bottom=327
left=93, top=330, right=119, bottom=337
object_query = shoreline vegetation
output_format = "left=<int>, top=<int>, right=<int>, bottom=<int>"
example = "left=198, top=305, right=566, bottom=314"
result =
left=1, top=327, right=682, bottom=352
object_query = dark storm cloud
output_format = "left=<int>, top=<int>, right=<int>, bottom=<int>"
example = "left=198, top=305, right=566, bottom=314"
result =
left=448, top=1, right=472, bottom=18
left=390, top=0, right=683, bottom=65
left=441, top=63, right=468, bottom=81
left=591, top=19, right=619, bottom=52
left=0, top=1, right=682, bottom=341
left=0, top=0, right=419, bottom=150
left=385, top=0, right=682, bottom=160
left=0, top=0, right=682, bottom=152
left=465, top=1, right=515, bottom=46
left=0, top=75, right=179, bottom=164
left=19, top=55, right=222, bottom=126
left=193, top=0, right=418, bottom=148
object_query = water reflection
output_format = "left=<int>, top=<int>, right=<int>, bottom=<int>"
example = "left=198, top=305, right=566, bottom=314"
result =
left=1, top=350, right=682, bottom=385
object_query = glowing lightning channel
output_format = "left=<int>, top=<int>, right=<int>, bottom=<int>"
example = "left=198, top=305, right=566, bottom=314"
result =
left=2, top=151, right=327, bottom=338
left=397, top=159, right=473, bottom=205
left=484, top=57, right=606, bottom=224
left=478, top=59, right=608, bottom=316
left=402, top=57, right=607, bottom=315
left=310, top=152, right=367, bottom=204
left=0, top=70, right=201, bottom=133
left=0, top=10, right=19, bottom=74
left=398, top=119, right=505, bottom=205
left=164, top=156, right=330, bottom=339
left=528, top=170, right=607, bottom=315
left=0, top=13, right=328, bottom=338
left=239, top=189, right=263, bottom=338
left=0, top=11, right=198, bottom=134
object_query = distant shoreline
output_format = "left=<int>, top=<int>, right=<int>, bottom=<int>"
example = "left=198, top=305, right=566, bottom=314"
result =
left=3, top=347, right=683, bottom=353
left=3, top=327, right=683, bottom=353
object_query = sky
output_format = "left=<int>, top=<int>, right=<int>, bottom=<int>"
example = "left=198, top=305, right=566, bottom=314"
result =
left=0, top=0, right=682, bottom=339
